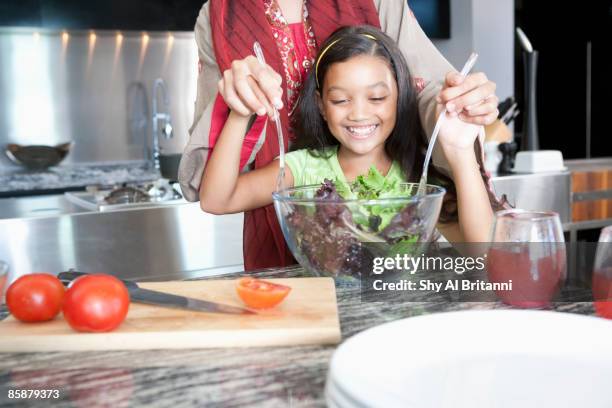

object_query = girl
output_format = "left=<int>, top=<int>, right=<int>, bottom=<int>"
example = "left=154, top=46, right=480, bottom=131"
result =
left=200, top=26, right=501, bottom=244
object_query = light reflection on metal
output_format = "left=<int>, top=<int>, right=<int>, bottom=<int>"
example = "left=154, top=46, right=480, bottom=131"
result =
left=61, top=31, right=69, bottom=57
left=87, top=31, right=97, bottom=73
left=4, top=220, right=32, bottom=285
left=112, top=32, right=124, bottom=78
left=138, top=32, right=150, bottom=77
left=9, top=32, right=56, bottom=145
left=162, top=33, right=174, bottom=75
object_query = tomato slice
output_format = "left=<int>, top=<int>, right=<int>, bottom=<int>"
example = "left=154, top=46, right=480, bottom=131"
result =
left=235, top=277, right=291, bottom=309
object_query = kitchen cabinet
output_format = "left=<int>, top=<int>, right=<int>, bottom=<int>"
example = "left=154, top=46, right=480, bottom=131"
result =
left=0, top=194, right=88, bottom=220
left=566, top=158, right=612, bottom=223
left=0, top=204, right=245, bottom=283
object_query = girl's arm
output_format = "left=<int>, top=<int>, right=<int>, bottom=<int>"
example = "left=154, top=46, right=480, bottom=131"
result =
left=438, top=147, right=494, bottom=243
left=199, top=111, right=293, bottom=214
left=436, top=114, right=494, bottom=243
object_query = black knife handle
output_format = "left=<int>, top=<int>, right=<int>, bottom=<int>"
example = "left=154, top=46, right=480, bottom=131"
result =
left=58, top=270, right=139, bottom=290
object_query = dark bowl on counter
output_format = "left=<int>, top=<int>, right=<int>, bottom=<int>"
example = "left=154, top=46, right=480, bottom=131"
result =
left=5, top=142, right=73, bottom=170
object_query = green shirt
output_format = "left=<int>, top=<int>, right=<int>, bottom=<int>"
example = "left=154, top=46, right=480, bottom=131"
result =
left=285, top=147, right=406, bottom=198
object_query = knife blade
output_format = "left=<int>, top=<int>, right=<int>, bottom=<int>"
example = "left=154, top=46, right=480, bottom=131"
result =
left=58, top=270, right=256, bottom=315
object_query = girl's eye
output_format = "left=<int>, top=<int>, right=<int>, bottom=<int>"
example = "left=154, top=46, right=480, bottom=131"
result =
left=370, top=96, right=388, bottom=102
left=330, top=99, right=349, bottom=105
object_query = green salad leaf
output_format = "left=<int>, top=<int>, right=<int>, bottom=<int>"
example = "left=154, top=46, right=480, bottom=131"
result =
left=334, top=166, right=413, bottom=232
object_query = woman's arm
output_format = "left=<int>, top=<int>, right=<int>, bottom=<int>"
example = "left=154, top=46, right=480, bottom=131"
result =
left=178, top=2, right=282, bottom=202
left=199, top=111, right=293, bottom=215
left=376, top=0, right=498, bottom=175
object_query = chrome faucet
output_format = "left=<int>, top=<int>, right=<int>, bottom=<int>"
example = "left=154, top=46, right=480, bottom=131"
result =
left=151, top=78, right=174, bottom=171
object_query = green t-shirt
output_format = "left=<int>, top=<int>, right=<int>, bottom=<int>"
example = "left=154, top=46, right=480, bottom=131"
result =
left=285, top=146, right=406, bottom=197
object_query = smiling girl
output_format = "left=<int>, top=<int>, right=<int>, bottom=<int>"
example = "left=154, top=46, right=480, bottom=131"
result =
left=200, top=26, right=501, bottom=243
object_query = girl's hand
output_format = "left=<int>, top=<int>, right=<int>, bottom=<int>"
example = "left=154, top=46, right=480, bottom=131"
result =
left=436, top=102, right=481, bottom=163
left=436, top=72, right=499, bottom=126
left=217, top=56, right=284, bottom=118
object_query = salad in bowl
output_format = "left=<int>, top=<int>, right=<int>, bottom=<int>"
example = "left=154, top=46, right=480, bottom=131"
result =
left=273, top=167, right=445, bottom=278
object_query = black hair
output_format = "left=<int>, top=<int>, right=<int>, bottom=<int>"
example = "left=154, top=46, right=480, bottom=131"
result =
left=292, top=25, right=505, bottom=222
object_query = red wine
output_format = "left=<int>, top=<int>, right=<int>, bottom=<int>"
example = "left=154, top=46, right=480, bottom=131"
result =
left=487, top=247, right=565, bottom=308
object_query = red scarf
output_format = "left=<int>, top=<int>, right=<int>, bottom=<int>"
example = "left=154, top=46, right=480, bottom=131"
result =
left=209, top=0, right=381, bottom=270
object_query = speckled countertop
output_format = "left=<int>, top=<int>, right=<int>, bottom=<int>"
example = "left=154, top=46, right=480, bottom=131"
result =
left=0, top=162, right=159, bottom=193
left=0, top=266, right=597, bottom=407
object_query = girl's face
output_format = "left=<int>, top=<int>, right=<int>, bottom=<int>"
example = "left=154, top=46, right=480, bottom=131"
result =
left=318, top=54, right=398, bottom=158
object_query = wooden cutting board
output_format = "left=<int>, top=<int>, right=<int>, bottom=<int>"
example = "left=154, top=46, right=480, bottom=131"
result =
left=0, top=277, right=341, bottom=352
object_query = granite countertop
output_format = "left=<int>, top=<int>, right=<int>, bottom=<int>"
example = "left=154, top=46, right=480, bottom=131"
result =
left=0, top=162, right=160, bottom=195
left=0, top=266, right=596, bottom=407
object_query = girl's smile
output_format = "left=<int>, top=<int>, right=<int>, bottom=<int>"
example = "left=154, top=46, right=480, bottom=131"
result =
left=344, top=124, right=379, bottom=140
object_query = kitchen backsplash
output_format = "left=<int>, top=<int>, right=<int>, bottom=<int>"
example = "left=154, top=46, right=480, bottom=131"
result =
left=0, top=28, right=197, bottom=170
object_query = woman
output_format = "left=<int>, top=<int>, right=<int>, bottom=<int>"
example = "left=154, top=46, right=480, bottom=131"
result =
left=178, top=0, right=500, bottom=270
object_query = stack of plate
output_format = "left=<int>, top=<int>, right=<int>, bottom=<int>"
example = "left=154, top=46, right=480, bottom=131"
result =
left=326, top=310, right=612, bottom=408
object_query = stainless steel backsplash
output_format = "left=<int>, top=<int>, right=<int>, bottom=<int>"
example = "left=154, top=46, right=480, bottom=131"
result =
left=0, top=28, right=198, bottom=170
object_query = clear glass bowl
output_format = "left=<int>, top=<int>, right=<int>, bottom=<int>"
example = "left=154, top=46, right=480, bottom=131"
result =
left=273, top=183, right=446, bottom=278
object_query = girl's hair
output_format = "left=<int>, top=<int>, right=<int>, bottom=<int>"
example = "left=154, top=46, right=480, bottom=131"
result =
left=292, top=25, right=505, bottom=222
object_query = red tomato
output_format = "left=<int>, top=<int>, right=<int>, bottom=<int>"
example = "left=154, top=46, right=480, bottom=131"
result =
left=236, top=277, right=291, bottom=309
left=6, top=273, right=65, bottom=322
left=62, top=275, right=130, bottom=332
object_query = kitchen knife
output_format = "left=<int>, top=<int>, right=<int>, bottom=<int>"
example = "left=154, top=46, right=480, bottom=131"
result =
left=497, top=96, right=515, bottom=119
left=504, top=109, right=520, bottom=125
left=58, top=270, right=256, bottom=315
left=500, top=102, right=518, bottom=123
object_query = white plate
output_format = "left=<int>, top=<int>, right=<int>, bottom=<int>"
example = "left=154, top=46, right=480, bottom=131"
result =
left=326, top=310, right=612, bottom=408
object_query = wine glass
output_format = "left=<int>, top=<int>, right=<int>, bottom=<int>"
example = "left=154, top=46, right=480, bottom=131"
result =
left=592, top=225, right=612, bottom=318
left=487, top=209, right=566, bottom=308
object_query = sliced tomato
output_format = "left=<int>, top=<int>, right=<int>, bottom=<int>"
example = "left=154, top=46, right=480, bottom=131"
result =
left=235, top=277, right=291, bottom=309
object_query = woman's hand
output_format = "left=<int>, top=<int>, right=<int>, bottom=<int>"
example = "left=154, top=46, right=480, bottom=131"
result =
left=437, top=71, right=499, bottom=126
left=217, top=56, right=284, bottom=118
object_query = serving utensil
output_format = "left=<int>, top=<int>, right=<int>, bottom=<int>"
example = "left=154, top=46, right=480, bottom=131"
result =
left=253, top=41, right=286, bottom=193
left=416, top=52, right=479, bottom=196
